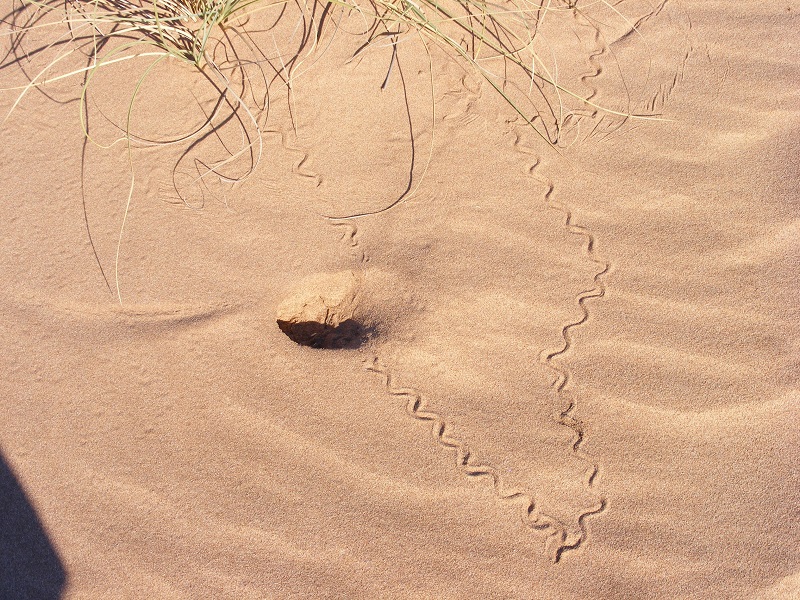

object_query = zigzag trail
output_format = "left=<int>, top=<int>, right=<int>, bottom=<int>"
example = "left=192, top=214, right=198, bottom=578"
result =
left=331, top=220, right=367, bottom=265
left=328, top=218, right=574, bottom=562
left=577, top=10, right=604, bottom=107
left=512, top=132, right=610, bottom=561
left=367, top=357, right=576, bottom=559
left=572, top=7, right=619, bottom=143
left=264, top=127, right=321, bottom=187
left=329, top=32, right=612, bottom=553
left=323, top=2, right=684, bottom=566
left=514, top=3, right=688, bottom=559
left=441, top=73, right=483, bottom=128
left=575, top=1, right=690, bottom=137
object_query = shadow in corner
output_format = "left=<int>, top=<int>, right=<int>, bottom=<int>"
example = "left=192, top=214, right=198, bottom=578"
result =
left=1, top=451, right=66, bottom=599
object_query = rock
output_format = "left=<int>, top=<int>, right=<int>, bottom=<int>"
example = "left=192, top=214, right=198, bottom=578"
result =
left=276, top=271, right=367, bottom=348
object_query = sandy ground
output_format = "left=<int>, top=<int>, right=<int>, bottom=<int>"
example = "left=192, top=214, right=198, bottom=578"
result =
left=1, top=0, right=798, bottom=598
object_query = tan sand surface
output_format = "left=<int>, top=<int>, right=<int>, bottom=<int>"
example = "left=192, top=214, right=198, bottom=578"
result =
left=0, top=0, right=798, bottom=598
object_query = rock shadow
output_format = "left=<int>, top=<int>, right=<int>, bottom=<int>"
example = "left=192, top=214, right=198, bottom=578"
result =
left=277, top=318, right=370, bottom=349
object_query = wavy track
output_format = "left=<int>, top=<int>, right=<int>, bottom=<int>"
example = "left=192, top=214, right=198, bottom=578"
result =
left=574, top=0, right=691, bottom=139
left=573, top=6, right=623, bottom=144
left=328, top=217, right=580, bottom=562
left=264, top=127, right=321, bottom=187
left=328, top=134, right=610, bottom=561
left=367, top=357, right=576, bottom=560
left=329, top=55, right=612, bottom=559
left=512, top=131, right=610, bottom=561
left=577, top=10, right=604, bottom=107
left=331, top=220, right=367, bottom=265
left=323, top=0, right=690, bottom=566
left=441, top=72, right=483, bottom=128
left=518, top=1, right=690, bottom=558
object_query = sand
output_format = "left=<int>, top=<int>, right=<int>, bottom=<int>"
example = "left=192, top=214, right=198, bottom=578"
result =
left=0, top=0, right=798, bottom=598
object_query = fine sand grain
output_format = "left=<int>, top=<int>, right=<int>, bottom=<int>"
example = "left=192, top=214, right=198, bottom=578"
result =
left=1, top=0, right=798, bottom=598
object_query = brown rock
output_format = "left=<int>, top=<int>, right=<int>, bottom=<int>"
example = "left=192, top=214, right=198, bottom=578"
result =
left=276, top=271, right=366, bottom=348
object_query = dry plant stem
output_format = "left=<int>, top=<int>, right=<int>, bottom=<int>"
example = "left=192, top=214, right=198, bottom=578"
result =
left=114, top=53, right=167, bottom=303
left=320, top=29, right=436, bottom=220
left=110, top=50, right=263, bottom=303
left=1, top=0, right=271, bottom=302
left=0, top=0, right=663, bottom=302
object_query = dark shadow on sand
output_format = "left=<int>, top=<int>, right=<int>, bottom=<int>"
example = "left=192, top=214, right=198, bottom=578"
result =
left=1, top=450, right=66, bottom=599
left=277, top=318, right=371, bottom=349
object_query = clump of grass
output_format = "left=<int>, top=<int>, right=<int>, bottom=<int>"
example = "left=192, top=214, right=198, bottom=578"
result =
left=2, top=0, right=268, bottom=143
left=1, top=0, right=654, bottom=300
left=308, top=0, right=652, bottom=143
left=6, top=0, right=259, bottom=66
left=2, top=0, right=272, bottom=301
left=2, top=0, right=646, bottom=154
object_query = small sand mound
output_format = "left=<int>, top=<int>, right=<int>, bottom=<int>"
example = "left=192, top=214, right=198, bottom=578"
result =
left=276, top=271, right=368, bottom=348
